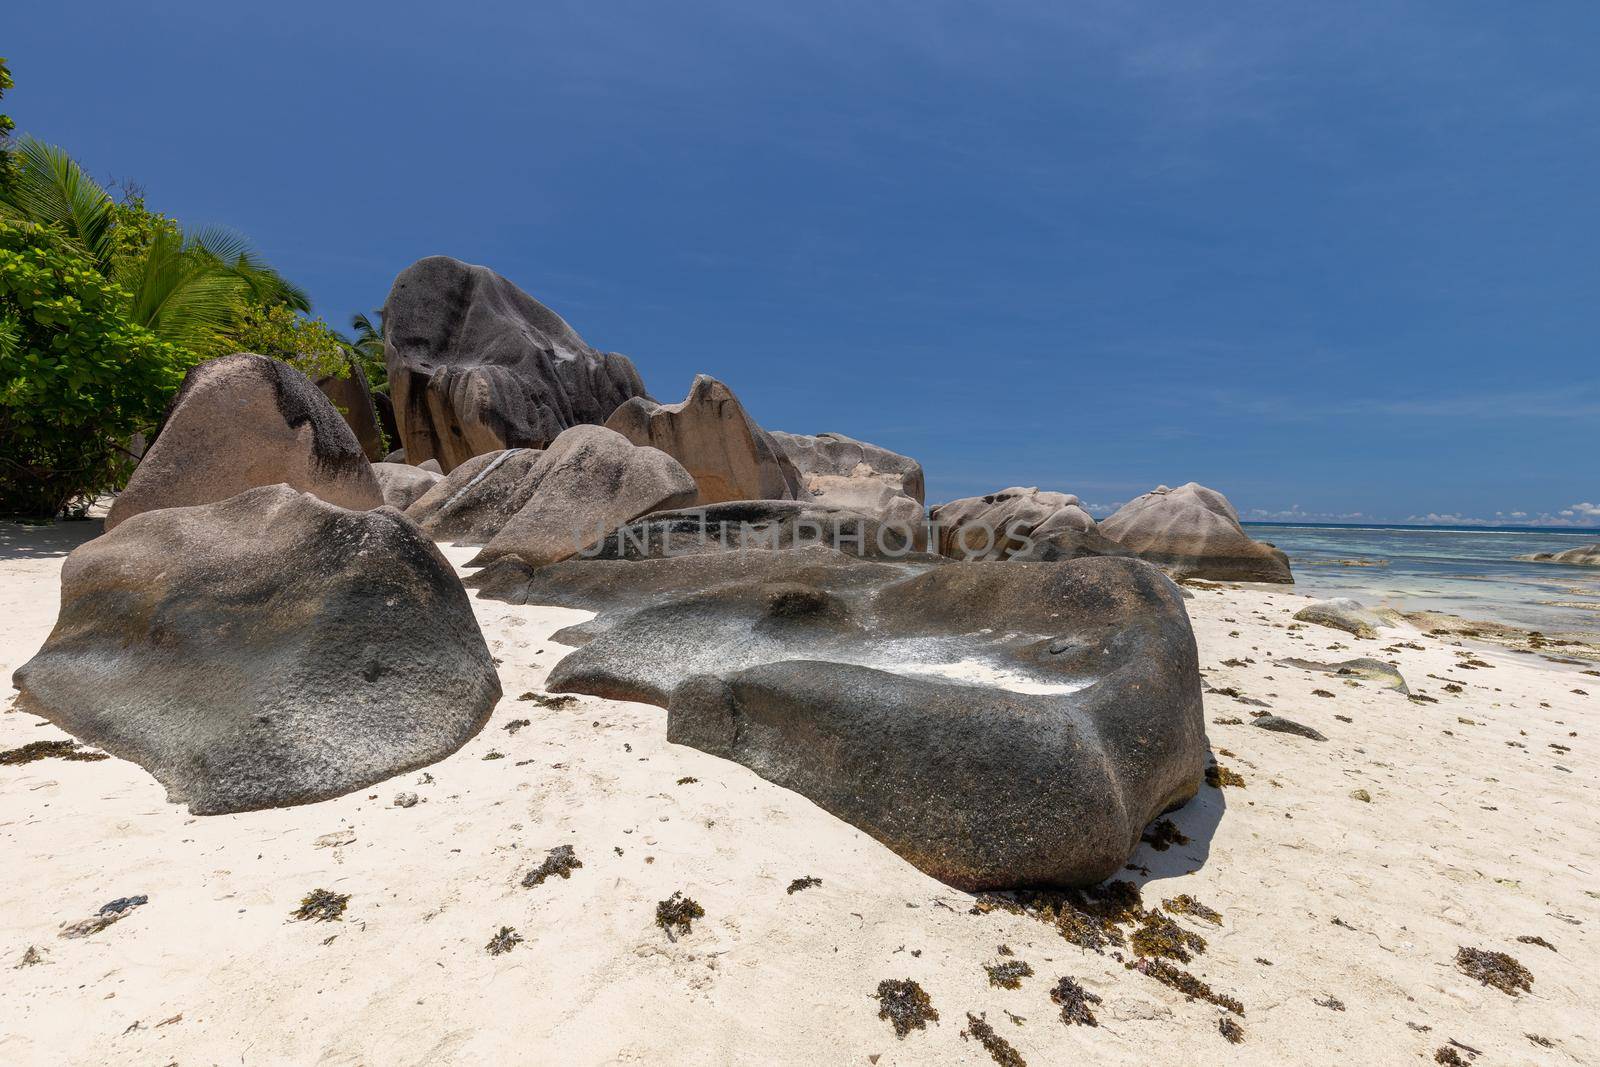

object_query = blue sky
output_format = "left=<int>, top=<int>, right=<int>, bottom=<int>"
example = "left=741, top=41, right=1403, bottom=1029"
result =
left=9, top=2, right=1598, bottom=524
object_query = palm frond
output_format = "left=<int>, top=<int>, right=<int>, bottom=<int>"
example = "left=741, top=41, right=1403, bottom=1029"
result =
left=0, top=138, right=116, bottom=268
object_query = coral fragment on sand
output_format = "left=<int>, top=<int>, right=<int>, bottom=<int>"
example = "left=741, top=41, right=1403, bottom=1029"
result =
left=875, top=978, right=938, bottom=1038
left=292, top=889, right=349, bottom=923
left=655, top=892, right=704, bottom=941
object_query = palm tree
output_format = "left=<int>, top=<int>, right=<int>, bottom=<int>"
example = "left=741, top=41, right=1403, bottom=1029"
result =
left=347, top=309, right=386, bottom=390
left=0, top=137, right=309, bottom=351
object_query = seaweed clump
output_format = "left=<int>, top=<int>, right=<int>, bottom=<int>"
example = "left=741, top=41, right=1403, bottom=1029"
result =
left=0, top=740, right=109, bottom=765
left=1218, top=1016, right=1245, bottom=1044
left=522, top=845, right=582, bottom=888
left=292, top=889, right=349, bottom=923
left=971, top=880, right=1143, bottom=954
left=786, top=876, right=822, bottom=895
left=984, top=959, right=1034, bottom=989
left=655, top=892, right=704, bottom=942
left=1434, top=1048, right=1467, bottom=1066
left=1455, top=946, right=1532, bottom=995
left=1140, top=818, right=1189, bottom=851
left=1163, top=895, right=1223, bottom=926
left=486, top=926, right=522, bottom=955
left=962, top=1012, right=1025, bottom=1067
left=1049, top=976, right=1101, bottom=1027
left=1205, top=764, right=1246, bottom=788
left=518, top=692, right=578, bottom=709
left=1129, top=958, right=1243, bottom=1016
left=1130, top=910, right=1207, bottom=962
left=874, top=978, right=938, bottom=1038
left=1516, top=934, right=1555, bottom=952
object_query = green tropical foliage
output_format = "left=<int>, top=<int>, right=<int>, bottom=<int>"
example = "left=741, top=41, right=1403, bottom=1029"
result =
left=0, top=219, right=193, bottom=515
left=0, top=58, right=17, bottom=191
left=346, top=309, right=386, bottom=390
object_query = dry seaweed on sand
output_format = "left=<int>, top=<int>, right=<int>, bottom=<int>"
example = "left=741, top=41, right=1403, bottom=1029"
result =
left=1163, top=894, right=1223, bottom=925
left=1434, top=1048, right=1467, bottom=1066
left=1218, top=1016, right=1245, bottom=1043
left=15, top=945, right=45, bottom=967
left=1049, top=976, right=1101, bottom=1026
left=518, top=692, right=578, bottom=709
left=522, top=845, right=582, bottom=888
left=292, top=889, right=348, bottom=923
left=1455, top=946, right=1532, bottom=995
left=1130, top=910, right=1207, bottom=962
left=984, top=959, right=1034, bottom=989
left=1516, top=934, right=1555, bottom=951
left=503, top=718, right=531, bottom=734
left=485, top=926, right=522, bottom=955
left=786, top=876, right=822, bottom=895
left=1139, top=818, right=1189, bottom=851
left=655, top=892, right=704, bottom=941
left=874, top=978, right=938, bottom=1038
left=1313, top=995, right=1346, bottom=1011
left=1205, top=763, right=1246, bottom=788
left=1129, top=958, right=1244, bottom=1016
left=962, top=1012, right=1026, bottom=1067
left=973, top=880, right=1144, bottom=954
left=0, top=739, right=109, bottom=765
left=676, top=776, right=698, bottom=784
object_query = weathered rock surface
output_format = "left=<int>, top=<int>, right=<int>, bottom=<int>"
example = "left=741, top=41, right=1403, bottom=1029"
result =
left=562, top=499, right=923, bottom=562
left=478, top=547, right=1204, bottom=890
left=316, top=359, right=386, bottom=461
left=604, top=375, right=801, bottom=504
left=106, top=354, right=383, bottom=530
left=1276, top=656, right=1409, bottom=694
left=1100, top=482, right=1292, bottom=583
left=770, top=431, right=926, bottom=534
left=1518, top=543, right=1600, bottom=567
left=470, top=426, right=698, bottom=568
left=1293, top=599, right=1388, bottom=639
left=930, top=487, right=1130, bottom=562
left=384, top=256, right=649, bottom=471
left=404, top=448, right=546, bottom=544
left=372, top=461, right=442, bottom=510
left=13, top=486, right=500, bottom=815
left=1252, top=715, right=1327, bottom=741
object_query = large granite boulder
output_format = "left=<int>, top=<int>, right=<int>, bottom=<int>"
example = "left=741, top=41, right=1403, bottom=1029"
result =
left=480, top=548, right=1204, bottom=890
left=1518, top=543, right=1600, bottom=567
left=372, top=461, right=442, bottom=510
left=469, top=425, right=698, bottom=568
left=1293, top=598, right=1388, bottom=639
left=604, top=375, right=801, bottom=504
left=12, top=486, right=501, bottom=815
left=1099, top=482, right=1292, bottom=582
left=316, top=358, right=386, bottom=461
left=564, top=499, right=922, bottom=562
left=404, top=448, right=546, bottom=543
left=384, top=256, right=650, bottom=472
left=930, top=486, right=1130, bottom=562
left=106, top=354, right=383, bottom=531
left=770, top=430, right=925, bottom=537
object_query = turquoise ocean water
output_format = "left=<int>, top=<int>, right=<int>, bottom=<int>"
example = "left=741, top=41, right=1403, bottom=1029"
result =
left=1241, top=523, right=1600, bottom=636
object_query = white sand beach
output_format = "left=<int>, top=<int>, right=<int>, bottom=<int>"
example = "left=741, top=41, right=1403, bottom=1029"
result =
left=3, top=525, right=1596, bottom=1066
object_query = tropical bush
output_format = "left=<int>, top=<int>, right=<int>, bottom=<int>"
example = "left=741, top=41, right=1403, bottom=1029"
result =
left=0, top=219, right=193, bottom=515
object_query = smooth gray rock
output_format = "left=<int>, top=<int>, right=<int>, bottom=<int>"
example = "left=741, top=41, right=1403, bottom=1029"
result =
left=316, top=358, right=386, bottom=461
left=479, top=547, right=1204, bottom=890
left=572, top=499, right=924, bottom=562
left=769, top=430, right=926, bottom=538
left=13, top=486, right=501, bottom=815
left=1275, top=656, right=1409, bottom=694
left=384, top=256, right=649, bottom=472
left=1518, top=543, right=1600, bottom=567
left=930, top=487, right=1130, bottom=562
left=372, top=461, right=442, bottom=510
left=604, top=375, right=802, bottom=504
left=469, top=425, right=698, bottom=568
left=1100, top=482, right=1292, bottom=583
left=1251, top=715, right=1327, bottom=741
left=107, top=354, right=383, bottom=530
left=1293, top=598, right=1388, bottom=639
left=404, top=448, right=547, bottom=544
